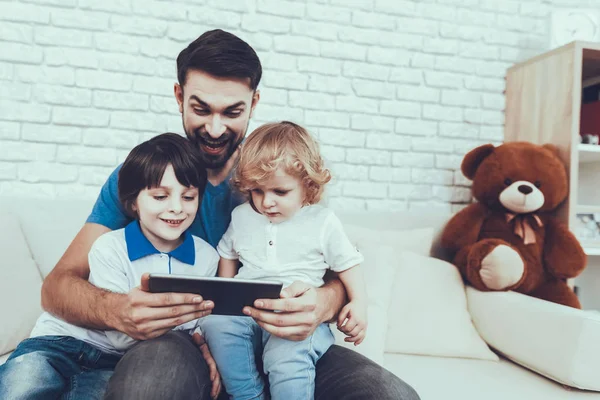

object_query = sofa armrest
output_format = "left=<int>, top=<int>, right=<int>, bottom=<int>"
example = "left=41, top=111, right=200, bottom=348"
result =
left=466, top=286, right=600, bottom=391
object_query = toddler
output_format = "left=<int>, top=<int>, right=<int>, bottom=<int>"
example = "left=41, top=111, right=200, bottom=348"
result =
left=200, top=121, right=367, bottom=400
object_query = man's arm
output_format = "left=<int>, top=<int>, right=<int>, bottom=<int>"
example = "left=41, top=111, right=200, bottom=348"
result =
left=42, top=223, right=215, bottom=339
left=316, top=273, right=347, bottom=323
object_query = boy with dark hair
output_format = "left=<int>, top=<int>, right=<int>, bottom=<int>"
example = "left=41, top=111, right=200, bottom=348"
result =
left=41, top=29, right=420, bottom=400
left=0, top=133, right=220, bottom=400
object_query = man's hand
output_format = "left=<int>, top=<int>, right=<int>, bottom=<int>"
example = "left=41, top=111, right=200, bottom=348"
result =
left=192, top=332, right=221, bottom=399
left=337, top=300, right=367, bottom=345
left=243, top=281, right=334, bottom=341
left=112, top=273, right=214, bottom=340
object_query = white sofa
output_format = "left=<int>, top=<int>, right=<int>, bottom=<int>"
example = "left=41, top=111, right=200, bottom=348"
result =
left=1, top=196, right=600, bottom=400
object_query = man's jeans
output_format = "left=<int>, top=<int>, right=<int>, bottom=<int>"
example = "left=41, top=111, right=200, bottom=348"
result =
left=105, top=331, right=420, bottom=400
left=0, top=336, right=120, bottom=400
left=200, top=315, right=334, bottom=399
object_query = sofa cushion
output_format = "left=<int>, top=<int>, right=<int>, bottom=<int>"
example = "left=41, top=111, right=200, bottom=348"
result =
left=0, top=352, right=10, bottom=365
left=467, top=287, right=600, bottom=391
left=383, top=353, right=591, bottom=400
left=4, top=198, right=93, bottom=278
left=342, top=225, right=434, bottom=258
left=386, top=251, right=498, bottom=361
left=0, top=211, right=43, bottom=356
left=330, top=225, right=435, bottom=364
left=331, top=244, right=397, bottom=365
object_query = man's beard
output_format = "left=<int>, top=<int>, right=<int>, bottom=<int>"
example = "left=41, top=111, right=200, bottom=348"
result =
left=184, top=120, right=249, bottom=169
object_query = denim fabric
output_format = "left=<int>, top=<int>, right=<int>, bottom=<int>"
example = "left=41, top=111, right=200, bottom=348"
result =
left=315, top=345, right=421, bottom=400
left=104, top=331, right=213, bottom=400
left=104, top=332, right=421, bottom=400
left=0, top=336, right=120, bottom=400
left=200, top=315, right=334, bottom=400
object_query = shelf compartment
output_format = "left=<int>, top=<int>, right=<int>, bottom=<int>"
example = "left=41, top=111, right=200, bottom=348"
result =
left=584, top=247, right=600, bottom=256
left=577, top=205, right=600, bottom=214
left=580, top=240, right=600, bottom=256
left=579, top=144, right=600, bottom=163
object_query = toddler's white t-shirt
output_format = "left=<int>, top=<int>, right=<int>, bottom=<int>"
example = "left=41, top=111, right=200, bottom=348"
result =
left=217, top=203, right=363, bottom=288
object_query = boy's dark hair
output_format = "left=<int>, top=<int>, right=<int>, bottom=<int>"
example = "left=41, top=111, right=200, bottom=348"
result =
left=118, top=133, right=207, bottom=218
left=176, top=29, right=262, bottom=90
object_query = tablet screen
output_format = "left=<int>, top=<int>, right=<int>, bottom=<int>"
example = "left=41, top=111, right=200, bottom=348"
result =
left=148, top=274, right=283, bottom=316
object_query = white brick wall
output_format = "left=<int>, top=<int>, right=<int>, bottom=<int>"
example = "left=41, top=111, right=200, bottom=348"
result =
left=0, top=0, right=574, bottom=211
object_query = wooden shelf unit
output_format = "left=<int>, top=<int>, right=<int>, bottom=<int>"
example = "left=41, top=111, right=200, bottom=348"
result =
left=583, top=246, right=600, bottom=256
left=579, top=144, right=600, bottom=163
left=504, top=41, right=600, bottom=257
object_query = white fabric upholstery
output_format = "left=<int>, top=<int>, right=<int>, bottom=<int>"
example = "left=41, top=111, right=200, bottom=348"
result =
left=384, top=353, right=599, bottom=400
left=467, top=287, right=600, bottom=391
left=330, top=244, right=397, bottom=365
left=331, top=222, right=435, bottom=364
left=2, top=197, right=600, bottom=399
left=342, top=225, right=435, bottom=259
left=0, top=198, right=92, bottom=278
left=386, top=251, right=497, bottom=361
left=0, top=211, right=43, bottom=356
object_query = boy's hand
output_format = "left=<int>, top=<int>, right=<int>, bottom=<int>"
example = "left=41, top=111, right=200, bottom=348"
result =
left=192, top=332, right=222, bottom=399
left=337, top=301, right=367, bottom=345
left=112, top=273, right=214, bottom=340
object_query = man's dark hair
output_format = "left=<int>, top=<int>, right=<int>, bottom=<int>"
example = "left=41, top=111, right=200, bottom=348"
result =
left=176, top=29, right=262, bottom=90
left=118, top=133, right=207, bottom=218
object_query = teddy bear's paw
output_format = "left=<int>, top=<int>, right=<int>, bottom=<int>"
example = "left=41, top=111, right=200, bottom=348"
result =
left=479, top=245, right=524, bottom=290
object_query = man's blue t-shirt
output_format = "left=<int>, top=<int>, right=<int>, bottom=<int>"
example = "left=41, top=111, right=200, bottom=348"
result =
left=86, top=165, right=243, bottom=249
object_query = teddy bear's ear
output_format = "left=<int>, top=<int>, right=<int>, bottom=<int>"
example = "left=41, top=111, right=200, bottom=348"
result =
left=542, top=143, right=560, bottom=158
left=461, top=144, right=495, bottom=180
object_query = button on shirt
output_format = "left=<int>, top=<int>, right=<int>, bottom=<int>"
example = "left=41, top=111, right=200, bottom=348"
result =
left=30, top=221, right=219, bottom=355
left=217, top=203, right=363, bottom=288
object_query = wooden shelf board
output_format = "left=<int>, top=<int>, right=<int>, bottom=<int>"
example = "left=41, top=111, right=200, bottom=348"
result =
left=584, top=247, right=600, bottom=256
left=580, top=240, right=600, bottom=256
left=580, top=41, right=600, bottom=52
left=577, top=205, right=600, bottom=214
left=583, top=46, right=600, bottom=81
left=578, top=144, right=600, bottom=163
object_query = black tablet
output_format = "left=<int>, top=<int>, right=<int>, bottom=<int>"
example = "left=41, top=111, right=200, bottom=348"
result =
left=148, top=274, right=283, bottom=316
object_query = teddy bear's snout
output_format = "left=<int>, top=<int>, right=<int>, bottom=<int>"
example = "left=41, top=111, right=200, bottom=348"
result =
left=499, top=180, right=545, bottom=214
left=518, top=185, right=533, bottom=195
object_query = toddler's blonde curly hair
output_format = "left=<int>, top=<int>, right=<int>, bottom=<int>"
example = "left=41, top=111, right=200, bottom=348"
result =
left=233, top=121, right=331, bottom=205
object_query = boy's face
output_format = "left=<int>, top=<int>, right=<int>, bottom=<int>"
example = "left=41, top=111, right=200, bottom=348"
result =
left=174, top=70, right=260, bottom=170
left=133, top=164, right=200, bottom=253
left=250, top=168, right=306, bottom=224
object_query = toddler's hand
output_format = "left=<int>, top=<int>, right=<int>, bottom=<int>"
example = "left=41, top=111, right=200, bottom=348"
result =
left=336, top=301, right=367, bottom=346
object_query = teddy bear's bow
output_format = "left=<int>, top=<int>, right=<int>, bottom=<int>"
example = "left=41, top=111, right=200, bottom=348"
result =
left=505, top=213, right=543, bottom=245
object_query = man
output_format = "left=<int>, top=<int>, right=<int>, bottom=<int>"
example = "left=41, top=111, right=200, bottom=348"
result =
left=41, top=29, right=420, bottom=400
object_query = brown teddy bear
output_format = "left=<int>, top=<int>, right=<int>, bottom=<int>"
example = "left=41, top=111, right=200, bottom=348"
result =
left=441, top=142, right=586, bottom=308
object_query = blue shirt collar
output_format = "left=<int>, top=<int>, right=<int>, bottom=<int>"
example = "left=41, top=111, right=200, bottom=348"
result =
left=125, top=221, right=196, bottom=265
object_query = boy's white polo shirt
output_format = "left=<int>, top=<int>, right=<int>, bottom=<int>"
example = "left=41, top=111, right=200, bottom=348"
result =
left=217, top=202, right=363, bottom=288
left=30, top=221, right=218, bottom=355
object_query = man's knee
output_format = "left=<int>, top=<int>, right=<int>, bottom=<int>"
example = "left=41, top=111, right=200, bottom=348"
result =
left=0, top=352, right=65, bottom=398
left=360, top=362, right=420, bottom=400
left=315, top=345, right=420, bottom=400
left=105, top=331, right=211, bottom=400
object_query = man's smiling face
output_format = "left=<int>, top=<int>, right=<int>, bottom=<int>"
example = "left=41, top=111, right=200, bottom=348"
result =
left=175, top=69, right=259, bottom=170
